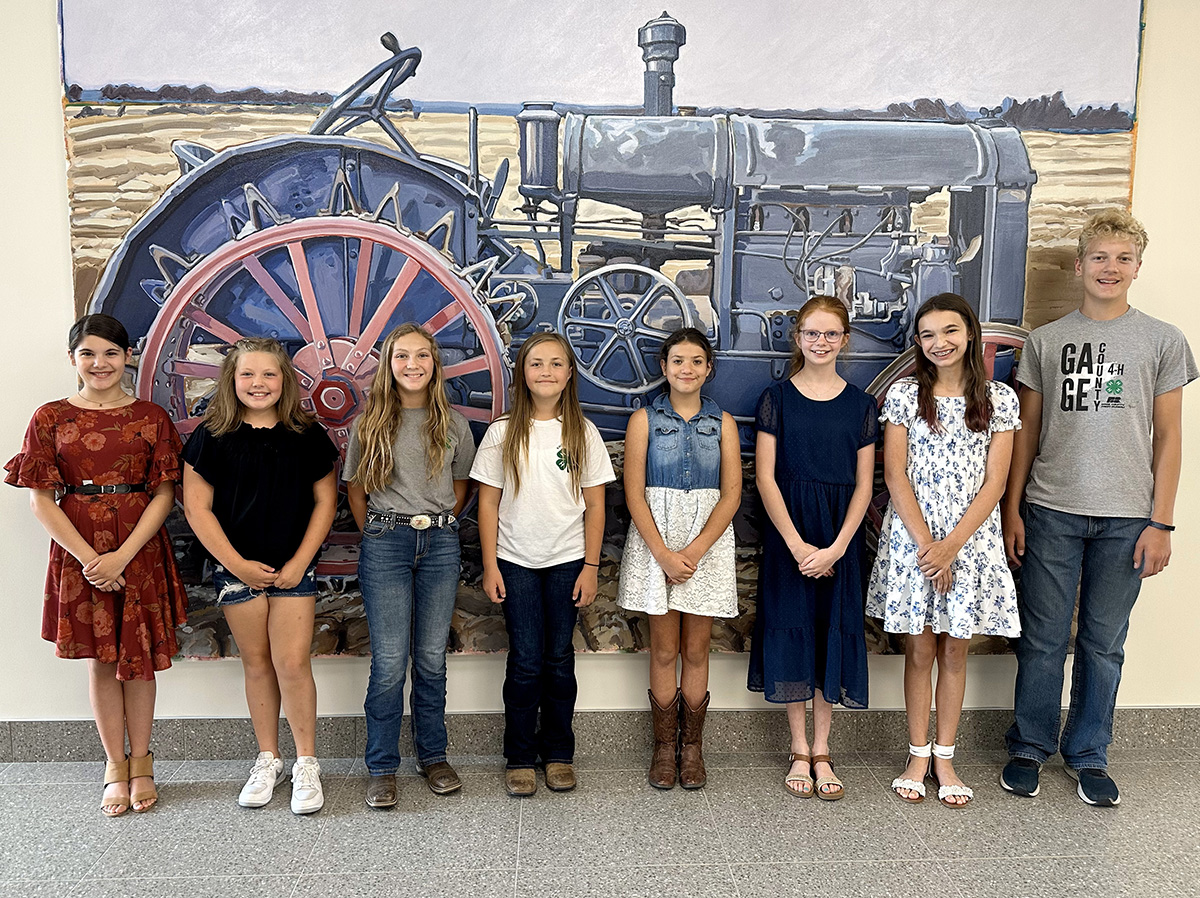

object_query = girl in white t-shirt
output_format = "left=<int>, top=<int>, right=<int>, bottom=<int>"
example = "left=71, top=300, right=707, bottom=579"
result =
left=471, top=332, right=616, bottom=797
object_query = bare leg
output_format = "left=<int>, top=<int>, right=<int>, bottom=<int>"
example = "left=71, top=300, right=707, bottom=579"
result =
left=647, top=610, right=682, bottom=706
left=123, top=678, right=158, bottom=810
left=223, top=596, right=282, bottom=756
left=679, top=613, right=713, bottom=708
left=88, top=660, right=129, bottom=813
left=785, top=700, right=811, bottom=794
left=932, top=634, right=971, bottom=804
left=268, top=596, right=318, bottom=758
left=896, top=628, right=937, bottom=798
left=810, top=688, right=838, bottom=793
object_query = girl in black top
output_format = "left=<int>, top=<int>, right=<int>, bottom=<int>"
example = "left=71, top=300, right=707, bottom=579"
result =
left=183, top=338, right=338, bottom=815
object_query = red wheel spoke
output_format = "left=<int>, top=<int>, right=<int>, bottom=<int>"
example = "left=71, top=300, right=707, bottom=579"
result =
left=243, top=255, right=313, bottom=341
left=983, top=342, right=998, bottom=379
left=454, top=405, right=493, bottom=422
left=287, top=242, right=335, bottom=371
left=181, top=307, right=242, bottom=345
left=174, top=415, right=204, bottom=436
left=349, top=239, right=375, bottom=337
left=165, top=360, right=221, bottom=379
left=347, top=256, right=420, bottom=373
left=422, top=303, right=465, bottom=336
left=443, top=355, right=490, bottom=379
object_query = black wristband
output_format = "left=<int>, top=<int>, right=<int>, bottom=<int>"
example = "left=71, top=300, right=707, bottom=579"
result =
left=1148, top=520, right=1176, bottom=532
left=582, top=561, right=600, bottom=567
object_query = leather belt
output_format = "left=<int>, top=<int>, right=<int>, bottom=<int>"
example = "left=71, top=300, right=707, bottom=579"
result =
left=64, top=483, right=146, bottom=495
left=367, top=510, right=456, bottom=530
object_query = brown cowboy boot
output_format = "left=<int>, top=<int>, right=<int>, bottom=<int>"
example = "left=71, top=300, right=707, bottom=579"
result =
left=648, top=689, right=680, bottom=789
left=679, top=691, right=710, bottom=789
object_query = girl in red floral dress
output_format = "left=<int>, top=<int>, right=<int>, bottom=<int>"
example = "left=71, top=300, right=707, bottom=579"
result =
left=5, top=314, right=188, bottom=817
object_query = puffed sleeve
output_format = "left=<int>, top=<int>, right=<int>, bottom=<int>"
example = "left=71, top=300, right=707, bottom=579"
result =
left=858, top=391, right=880, bottom=448
left=755, top=384, right=781, bottom=436
left=144, top=404, right=184, bottom=491
left=4, top=404, right=66, bottom=490
left=181, top=423, right=220, bottom=485
left=988, top=382, right=1022, bottom=433
left=879, top=379, right=917, bottom=428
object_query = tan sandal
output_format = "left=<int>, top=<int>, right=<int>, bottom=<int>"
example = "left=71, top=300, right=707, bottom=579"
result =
left=811, top=754, right=845, bottom=801
left=129, top=751, right=157, bottom=812
left=784, top=752, right=813, bottom=798
left=102, top=755, right=130, bottom=817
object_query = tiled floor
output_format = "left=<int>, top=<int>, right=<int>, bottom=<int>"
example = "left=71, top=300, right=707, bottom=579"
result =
left=0, top=749, right=1196, bottom=897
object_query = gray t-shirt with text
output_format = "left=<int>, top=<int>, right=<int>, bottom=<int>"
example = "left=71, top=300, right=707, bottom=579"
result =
left=1017, top=307, right=1196, bottom=518
left=342, top=407, right=476, bottom=515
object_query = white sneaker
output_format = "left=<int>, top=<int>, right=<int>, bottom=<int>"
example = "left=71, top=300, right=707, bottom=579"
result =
left=291, top=756, right=324, bottom=815
left=238, top=751, right=285, bottom=808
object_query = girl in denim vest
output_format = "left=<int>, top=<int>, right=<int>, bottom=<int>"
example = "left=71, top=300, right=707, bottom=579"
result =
left=618, top=328, right=742, bottom=790
left=344, top=324, right=477, bottom=809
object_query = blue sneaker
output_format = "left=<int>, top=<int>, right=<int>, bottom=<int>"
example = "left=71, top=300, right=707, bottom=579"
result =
left=1000, top=757, right=1041, bottom=797
left=1066, top=767, right=1120, bottom=807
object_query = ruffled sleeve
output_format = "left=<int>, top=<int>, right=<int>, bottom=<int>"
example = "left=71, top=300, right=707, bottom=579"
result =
left=879, top=379, right=917, bottom=428
left=304, top=424, right=340, bottom=482
left=858, top=390, right=881, bottom=448
left=988, top=382, right=1022, bottom=433
left=755, top=383, right=782, bottom=436
left=181, top=423, right=220, bottom=486
left=4, top=403, right=66, bottom=490
left=143, top=403, right=184, bottom=491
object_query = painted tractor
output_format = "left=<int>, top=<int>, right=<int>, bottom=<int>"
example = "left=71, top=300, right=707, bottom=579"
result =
left=89, top=15, right=1035, bottom=572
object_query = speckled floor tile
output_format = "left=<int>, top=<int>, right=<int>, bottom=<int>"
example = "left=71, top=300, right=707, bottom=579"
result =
left=306, top=773, right=519, bottom=872
left=572, top=711, right=653, bottom=754
left=8, top=719, right=185, bottom=763
left=0, top=784, right=124, bottom=880
left=180, top=717, right=356, bottom=760
left=0, top=724, right=12, bottom=764
left=166, top=757, right=355, bottom=784
left=851, top=711, right=914, bottom=752
left=64, top=876, right=299, bottom=898
left=516, top=769, right=721, bottom=867
left=301, top=869, right=517, bottom=897
left=732, top=860, right=958, bottom=898
left=1111, top=708, right=1194, bottom=752
left=856, top=749, right=1010, bottom=768
left=444, top=713, right=505, bottom=755
left=0, top=880, right=82, bottom=898
left=0, top=759, right=183, bottom=786
left=950, top=856, right=1191, bottom=898
left=708, top=766, right=929, bottom=863
left=517, top=864, right=738, bottom=898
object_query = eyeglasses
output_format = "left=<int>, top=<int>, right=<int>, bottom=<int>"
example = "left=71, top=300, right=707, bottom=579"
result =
left=800, top=329, right=845, bottom=343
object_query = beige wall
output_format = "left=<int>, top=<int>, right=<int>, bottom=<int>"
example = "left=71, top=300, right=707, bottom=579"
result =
left=1, top=1, right=1196, bottom=719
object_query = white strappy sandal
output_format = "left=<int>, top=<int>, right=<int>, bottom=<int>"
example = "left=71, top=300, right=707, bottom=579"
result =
left=890, top=742, right=930, bottom=803
left=930, top=742, right=974, bottom=808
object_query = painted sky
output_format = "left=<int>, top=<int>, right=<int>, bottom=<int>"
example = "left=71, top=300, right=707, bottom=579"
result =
left=61, top=0, right=1142, bottom=111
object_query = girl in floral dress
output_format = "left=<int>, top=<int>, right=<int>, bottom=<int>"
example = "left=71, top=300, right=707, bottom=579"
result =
left=6, top=314, right=189, bottom=816
left=866, top=293, right=1020, bottom=808
left=618, top=328, right=742, bottom=790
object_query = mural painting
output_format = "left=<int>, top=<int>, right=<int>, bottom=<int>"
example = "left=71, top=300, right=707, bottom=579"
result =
left=58, top=1, right=1144, bottom=658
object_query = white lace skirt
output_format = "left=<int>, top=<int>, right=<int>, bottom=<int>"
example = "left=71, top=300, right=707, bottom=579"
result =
left=617, top=486, right=738, bottom=618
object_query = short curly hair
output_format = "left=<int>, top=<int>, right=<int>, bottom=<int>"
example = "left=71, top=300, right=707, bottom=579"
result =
left=1077, top=208, right=1149, bottom=261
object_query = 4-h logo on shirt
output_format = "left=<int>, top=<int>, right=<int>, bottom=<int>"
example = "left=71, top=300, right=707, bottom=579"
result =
left=1105, top=378, right=1123, bottom=395
left=556, top=447, right=570, bottom=470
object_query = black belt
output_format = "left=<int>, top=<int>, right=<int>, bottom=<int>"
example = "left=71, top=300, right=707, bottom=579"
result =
left=64, top=483, right=146, bottom=495
left=367, top=510, right=456, bottom=530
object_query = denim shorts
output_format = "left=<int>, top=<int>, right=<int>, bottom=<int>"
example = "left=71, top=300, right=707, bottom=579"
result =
left=211, top=563, right=318, bottom=606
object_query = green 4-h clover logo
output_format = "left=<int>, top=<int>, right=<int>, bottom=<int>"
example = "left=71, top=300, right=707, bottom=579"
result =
left=556, top=447, right=570, bottom=470
left=1105, top=379, right=1123, bottom=395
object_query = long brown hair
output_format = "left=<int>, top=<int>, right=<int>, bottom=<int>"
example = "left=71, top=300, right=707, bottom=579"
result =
left=204, top=338, right=315, bottom=436
left=913, top=293, right=992, bottom=433
left=788, top=295, right=851, bottom=376
left=351, top=324, right=454, bottom=494
left=502, top=331, right=589, bottom=496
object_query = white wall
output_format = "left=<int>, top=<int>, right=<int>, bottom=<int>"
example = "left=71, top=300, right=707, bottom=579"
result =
left=2, top=1, right=1196, bottom=720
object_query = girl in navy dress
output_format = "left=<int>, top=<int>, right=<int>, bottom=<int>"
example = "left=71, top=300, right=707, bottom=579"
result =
left=751, top=296, right=877, bottom=800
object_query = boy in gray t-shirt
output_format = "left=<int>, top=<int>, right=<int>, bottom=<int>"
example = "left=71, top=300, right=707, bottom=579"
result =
left=1000, top=209, right=1197, bottom=807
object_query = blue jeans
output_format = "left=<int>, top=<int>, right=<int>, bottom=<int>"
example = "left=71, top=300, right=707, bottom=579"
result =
left=359, top=513, right=461, bottom=775
left=497, top=558, right=584, bottom=769
left=1005, top=502, right=1147, bottom=768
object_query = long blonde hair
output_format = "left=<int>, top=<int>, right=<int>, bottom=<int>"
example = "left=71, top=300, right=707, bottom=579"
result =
left=503, top=331, right=588, bottom=496
left=351, top=324, right=454, bottom=494
left=204, top=338, right=315, bottom=436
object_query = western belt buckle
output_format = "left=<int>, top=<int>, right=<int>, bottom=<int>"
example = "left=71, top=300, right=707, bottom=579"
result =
left=410, top=514, right=433, bottom=530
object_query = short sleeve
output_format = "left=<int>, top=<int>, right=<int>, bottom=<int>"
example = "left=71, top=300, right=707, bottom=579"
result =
left=469, top=421, right=507, bottom=488
left=988, top=382, right=1022, bottom=433
left=4, top=404, right=65, bottom=490
left=858, top=392, right=880, bottom=448
left=449, top=413, right=477, bottom=479
left=144, top=404, right=184, bottom=491
left=755, top=384, right=781, bottom=435
left=1016, top=332, right=1043, bottom=393
left=880, top=380, right=917, bottom=428
left=181, top=424, right=221, bottom=486
left=342, top=418, right=362, bottom=483
left=1154, top=326, right=1199, bottom=396
left=304, top=424, right=339, bottom=482
left=580, top=420, right=617, bottom=488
